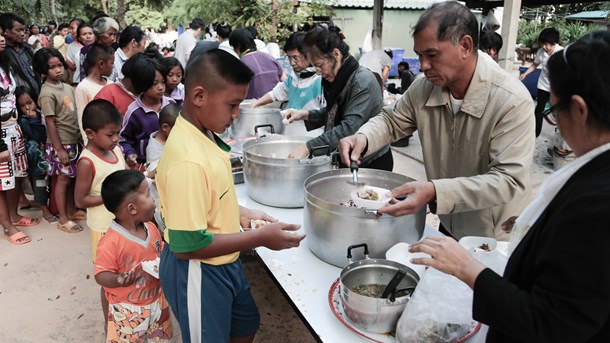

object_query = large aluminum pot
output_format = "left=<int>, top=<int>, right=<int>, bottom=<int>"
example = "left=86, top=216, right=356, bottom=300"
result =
left=304, top=169, right=426, bottom=267
left=243, top=134, right=334, bottom=208
left=230, top=104, right=285, bottom=139
left=340, top=244, right=419, bottom=334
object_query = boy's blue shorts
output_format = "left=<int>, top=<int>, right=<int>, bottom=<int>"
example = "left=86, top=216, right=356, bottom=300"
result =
left=160, top=245, right=260, bottom=343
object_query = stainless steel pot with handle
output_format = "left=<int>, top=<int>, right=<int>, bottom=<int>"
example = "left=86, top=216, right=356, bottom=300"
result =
left=340, top=244, right=420, bottom=334
left=230, top=104, right=285, bottom=139
left=242, top=130, right=334, bottom=208
left=304, top=168, right=426, bottom=267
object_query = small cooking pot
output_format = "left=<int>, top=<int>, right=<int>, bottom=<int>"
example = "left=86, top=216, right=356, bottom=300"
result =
left=340, top=244, right=419, bottom=334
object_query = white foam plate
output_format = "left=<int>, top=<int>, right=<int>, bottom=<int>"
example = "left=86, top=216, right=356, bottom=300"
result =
left=141, top=257, right=160, bottom=279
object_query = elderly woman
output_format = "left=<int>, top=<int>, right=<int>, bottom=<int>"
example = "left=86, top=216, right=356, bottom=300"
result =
left=409, top=30, right=610, bottom=342
left=78, top=16, right=118, bottom=81
left=285, top=26, right=392, bottom=170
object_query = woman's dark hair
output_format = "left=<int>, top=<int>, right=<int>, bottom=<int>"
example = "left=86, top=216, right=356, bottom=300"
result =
left=302, top=25, right=350, bottom=58
left=538, top=28, right=560, bottom=45
left=215, top=23, right=232, bottom=40
left=121, top=52, right=146, bottom=80
left=101, top=169, right=146, bottom=215
left=28, top=24, right=40, bottom=34
left=284, top=31, right=305, bottom=53
left=229, top=28, right=257, bottom=54
left=130, top=57, right=163, bottom=94
left=118, top=25, right=145, bottom=49
left=14, top=86, right=38, bottom=117
left=32, top=48, right=68, bottom=76
left=161, top=57, right=184, bottom=80
left=548, top=30, right=610, bottom=131
left=76, top=22, right=93, bottom=44
left=412, top=1, right=479, bottom=50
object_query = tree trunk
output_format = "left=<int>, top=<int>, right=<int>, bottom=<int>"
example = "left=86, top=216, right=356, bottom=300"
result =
left=116, top=0, right=126, bottom=28
left=270, top=0, right=278, bottom=42
left=50, top=0, right=58, bottom=23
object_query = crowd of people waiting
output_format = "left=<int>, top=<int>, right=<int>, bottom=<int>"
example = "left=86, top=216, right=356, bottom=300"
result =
left=2, top=3, right=610, bottom=342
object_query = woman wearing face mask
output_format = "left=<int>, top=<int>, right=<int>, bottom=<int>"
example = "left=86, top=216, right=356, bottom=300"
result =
left=409, top=31, right=610, bottom=343
left=284, top=25, right=392, bottom=170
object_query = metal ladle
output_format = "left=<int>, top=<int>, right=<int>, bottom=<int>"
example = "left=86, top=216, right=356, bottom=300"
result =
left=347, top=160, right=367, bottom=186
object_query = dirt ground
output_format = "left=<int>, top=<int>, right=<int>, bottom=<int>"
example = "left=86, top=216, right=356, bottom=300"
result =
left=0, top=119, right=557, bottom=342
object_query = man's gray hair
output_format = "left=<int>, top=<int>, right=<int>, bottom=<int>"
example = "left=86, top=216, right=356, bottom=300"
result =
left=413, top=1, right=479, bottom=50
left=92, top=16, right=119, bottom=36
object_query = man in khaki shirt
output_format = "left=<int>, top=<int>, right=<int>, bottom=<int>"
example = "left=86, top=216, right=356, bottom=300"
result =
left=339, top=2, right=535, bottom=240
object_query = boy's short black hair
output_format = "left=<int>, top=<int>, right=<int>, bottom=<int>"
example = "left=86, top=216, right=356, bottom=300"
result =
left=82, top=99, right=123, bottom=131
left=131, top=57, right=163, bottom=94
left=480, top=32, right=503, bottom=52
left=538, top=28, right=560, bottom=45
left=159, top=103, right=181, bottom=126
left=102, top=170, right=146, bottom=215
left=161, top=57, right=184, bottom=79
left=398, top=61, right=409, bottom=69
left=58, top=23, right=69, bottom=31
left=185, top=49, right=254, bottom=93
left=32, top=48, right=68, bottom=76
left=86, top=43, right=115, bottom=68
left=189, top=18, right=205, bottom=30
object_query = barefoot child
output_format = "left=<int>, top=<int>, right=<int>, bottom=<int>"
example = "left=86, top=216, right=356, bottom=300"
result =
left=74, top=99, right=126, bottom=324
left=95, top=169, right=172, bottom=342
left=74, top=44, right=115, bottom=141
left=33, top=48, right=83, bottom=233
left=157, top=49, right=305, bottom=342
left=120, top=57, right=175, bottom=168
left=15, top=86, right=56, bottom=223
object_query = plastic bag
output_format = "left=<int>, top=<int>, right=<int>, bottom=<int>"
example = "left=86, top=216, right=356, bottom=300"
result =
left=396, top=250, right=507, bottom=343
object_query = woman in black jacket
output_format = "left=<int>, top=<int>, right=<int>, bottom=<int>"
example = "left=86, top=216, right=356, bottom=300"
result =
left=409, top=30, right=610, bottom=343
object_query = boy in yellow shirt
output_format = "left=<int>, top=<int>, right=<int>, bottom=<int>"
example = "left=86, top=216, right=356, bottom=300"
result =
left=156, top=49, right=305, bottom=343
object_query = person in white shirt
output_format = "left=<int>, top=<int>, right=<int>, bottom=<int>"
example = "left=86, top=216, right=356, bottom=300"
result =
left=174, top=18, right=204, bottom=68
left=519, top=27, right=563, bottom=137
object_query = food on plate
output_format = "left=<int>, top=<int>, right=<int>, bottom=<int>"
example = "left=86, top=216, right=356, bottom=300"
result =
left=357, top=188, right=380, bottom=201
left=153, top=265, right=158, bottom=273
left=478, top=243, right=491, bottom=252
left=250, top=219, right=270, bottom=229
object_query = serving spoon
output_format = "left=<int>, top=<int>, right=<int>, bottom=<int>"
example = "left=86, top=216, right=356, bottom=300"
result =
left=346, top=160, right=367, bottom=186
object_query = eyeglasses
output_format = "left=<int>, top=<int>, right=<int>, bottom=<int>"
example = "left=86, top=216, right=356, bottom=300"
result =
left=542, top=102, right=566, bottom=117
left=313, top=58, right=330, bottom=71
left=287, top=54, right=304, bottom=62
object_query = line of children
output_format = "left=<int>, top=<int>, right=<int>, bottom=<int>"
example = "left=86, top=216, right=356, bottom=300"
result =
left=32, top=47, right=84, bottom=233
left=120, top=57, right=175, bottom=168
left=15, top=86, right=56, bottom=223
left=74, top=43, right=114, bottom=141
left=95, top=169, right=172, bottom=342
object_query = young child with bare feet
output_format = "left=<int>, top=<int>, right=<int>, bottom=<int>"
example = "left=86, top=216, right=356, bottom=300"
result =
left=15, top=86, right=56, bottom=223
left=94, top=169, right=172, bottom=342
left=33, top=48, right=84, bottom=234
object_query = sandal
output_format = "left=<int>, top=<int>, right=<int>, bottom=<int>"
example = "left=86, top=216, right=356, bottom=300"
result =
left=12, top=217, right=40, bottom=227
left=4, top=231, right=31, bottom=245
left=68, top=211, right=87, bottom=221
left=57, top=220, right=83, bottom=233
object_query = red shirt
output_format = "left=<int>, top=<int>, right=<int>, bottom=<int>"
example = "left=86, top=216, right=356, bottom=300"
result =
left=94, top=83, right=137, bottom=116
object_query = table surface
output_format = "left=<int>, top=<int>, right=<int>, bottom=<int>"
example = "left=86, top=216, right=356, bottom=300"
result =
left=236, top=184, right=503, bottom=343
